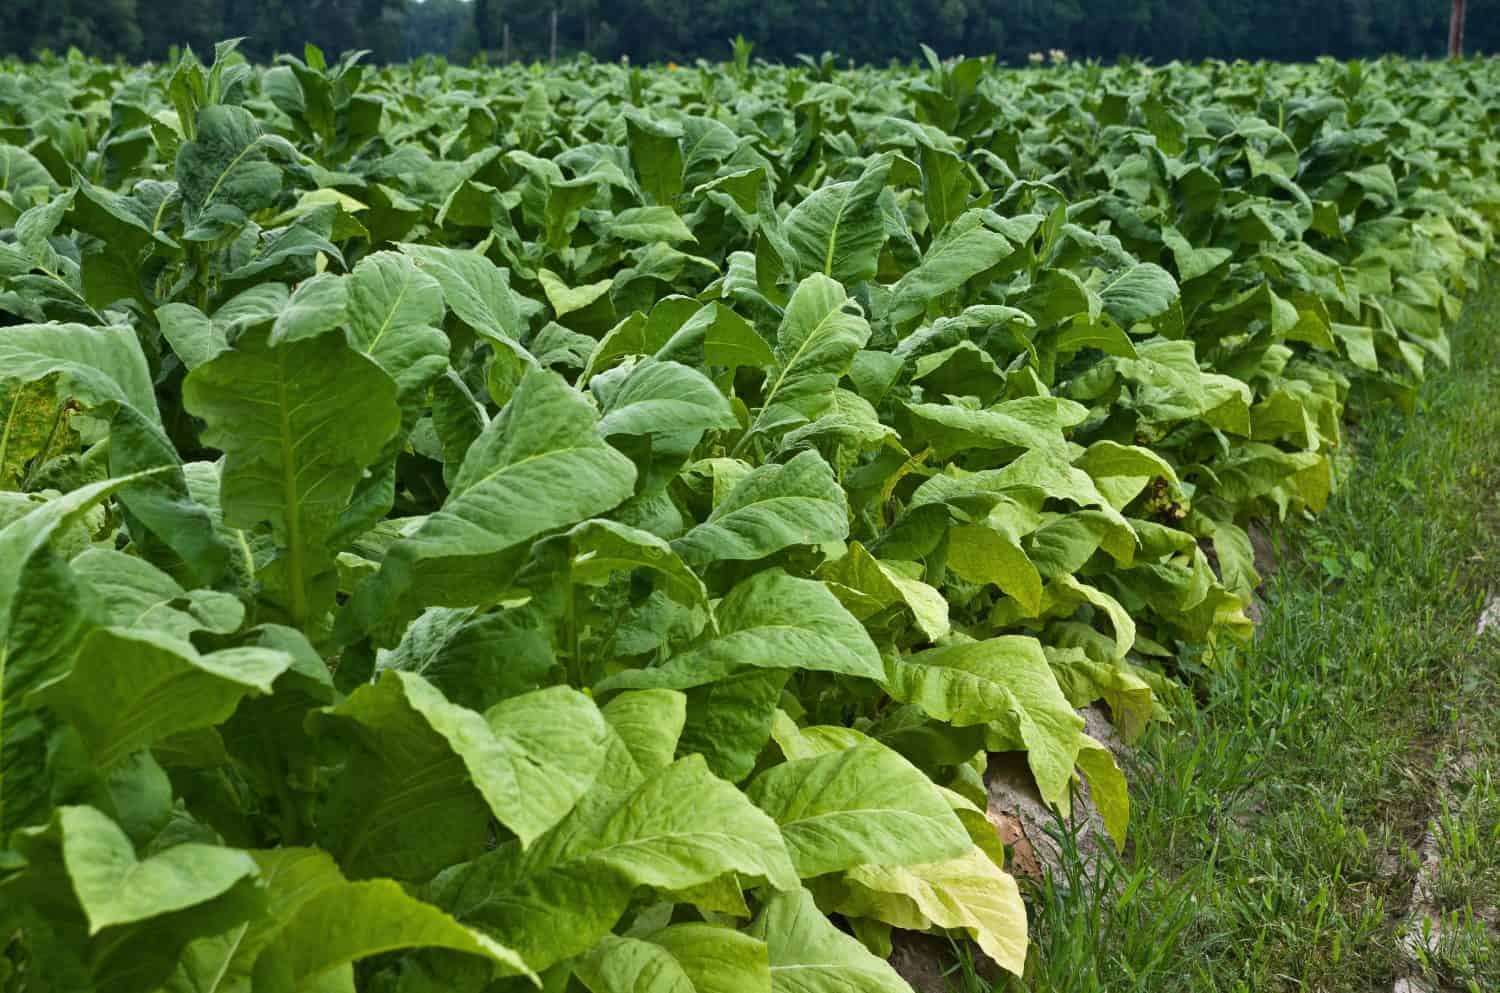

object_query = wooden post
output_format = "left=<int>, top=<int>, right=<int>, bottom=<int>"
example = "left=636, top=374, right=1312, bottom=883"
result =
left=550, top=8, right=559, bottom=64
left=1449, top=0, right=1466, bottom=57
left=502, top=22, right=511, bottom=63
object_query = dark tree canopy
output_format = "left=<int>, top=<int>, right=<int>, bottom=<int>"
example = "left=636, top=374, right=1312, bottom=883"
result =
left=0, top=0, right=1495, bottom=64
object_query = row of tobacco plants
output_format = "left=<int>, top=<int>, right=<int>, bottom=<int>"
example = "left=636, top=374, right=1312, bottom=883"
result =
left=0, top=41, right=1497, bottom=992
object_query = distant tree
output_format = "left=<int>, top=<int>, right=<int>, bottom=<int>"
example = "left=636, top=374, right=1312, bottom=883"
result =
left=3, top=0, right=1499, bottom=65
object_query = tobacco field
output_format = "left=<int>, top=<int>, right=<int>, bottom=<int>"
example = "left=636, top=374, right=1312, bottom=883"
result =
left=0, top=42, right=1497, bottom=991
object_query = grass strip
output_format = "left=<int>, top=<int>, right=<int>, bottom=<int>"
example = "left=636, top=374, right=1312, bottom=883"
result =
left=967, top=267, right=1500, bottom=993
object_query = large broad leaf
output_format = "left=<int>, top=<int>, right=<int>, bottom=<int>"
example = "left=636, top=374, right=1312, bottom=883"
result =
left=626, top=110, right=684, bottom=205
left=400, top=243, right=525, bottom=345
left=157, top=303, right=231, bottom=370
left=576, top=926, right=771, bottom=993
left=888, top=212, right=1015, bottom=324
left=1097, top=262, right=1180, bottom=328
left=818, top=542, right=949, bottom=641
left=183, top=329, right=401, bottom=627
left=594, top=358, right=738, bottom=492
left=315, top=671, right=607, bottom=879
left=745, top=743, right=970, bottom=877
left=609, top=205, right=697, bottom=244
left=671, top=451, right=847, bottom=566
left=883, top=638, right=1085, bottom=806
left=0, top=324, right=230, bottom=585
left=170, top=846, right=533, bottom=993
left=601, top=689, right=688, bottom=778
left=40, top=628, right=289, bottom=770
left=337, top=369, right=637, bottom=645
left=0, top=145, right=54, bottom=211
left=741, top=275, right=871, bottom=448
left=0, top=473, right=176, bottom=831
left=3, top=805, right=267, bottom=993
left=595, top=358, right=736, bottom=440
left=373, top=605, right=555, bottom=713
left=1076, top=736, right=1130, bottom=851
left=678, top=670, right=789, bottom=783
left=945, top=525, right=1043, bottom=617
left=176, top=104, right=283, bottom=241
left=428, top=755, right=796, bottom=971
left=832, top=847, right=1029, bottom=977
left=545, top=519, right=708, bottom=609
left=598, top=570, right=882, bottom=691
left=899, top=396, right=1086, bottom=460
left=270, top=272, right=349, bottom=344
left=69, top=549, right=242, bottom=642
left=748, top=888, right=913, bottom=993
left=16, top=805, right=258, bottom=935
left=784, top=153, right=892, bottom=284
left=345, top=250, right=449, bottom=400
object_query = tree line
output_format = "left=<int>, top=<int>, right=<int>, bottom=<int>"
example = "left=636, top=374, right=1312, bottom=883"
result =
left=1, top=0, right=1495, bottom=66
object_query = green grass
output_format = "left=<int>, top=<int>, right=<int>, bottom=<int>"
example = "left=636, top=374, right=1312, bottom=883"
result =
left=967, top=266, right=1500, bottom=993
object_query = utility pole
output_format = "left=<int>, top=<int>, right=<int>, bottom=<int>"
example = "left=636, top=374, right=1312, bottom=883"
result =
left=1449, top=0, right=1466, bottom=57
left=503, top=22, right=511, bottom=63
left=550, top=8, right=559, bottom=64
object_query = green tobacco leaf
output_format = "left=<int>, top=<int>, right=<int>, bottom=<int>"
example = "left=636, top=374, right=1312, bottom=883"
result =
left=626, top=110, right=684, bottom=205
left=400, top=243, right=524, bottom=344
left=554, top=519, right=708, bottom=608
left=0, top=323, right=230, bottom=584
left=176, top=104, right=283, bottom=241
left=671, top=451, right=847, bottom=566
left=891, top=119, right=970, bottom=235
left=429, top=755, right=796, bottom=971
left=346, top=251, right=449, bottom=399
left=171, top=845, right=533, bottom=993
left=157, top=303, right=230, bottom=370
left=539, top=268, right=613, bottom=318
left=271, top=273, right=349, bottom=344
left=23, top=805, right=258, bottom=934
left=1, top=473, right=170, bottom=825
left=576, top=926, right=770, bottom=993
left=946, top=525, right=1043, bottom=616
left=602, top=689, right=688, bottom=777
left=900, top=396, right=1085, bottom=460
left=677, top=669, right=788, bottom=783
left=316, top=671, right=606, bottom=878
left=784, top=153, right=892, bottom=283
left=834, top=846, right=1028, bottom=977
left=337, top=369, right=636, bottom=644
left=596, top=358, right=736, bottom=440
left=594, top=358, right=736, bottom=491
left=610, top=205, right=696, bottom=244
left=1076, top=736, right=1129, bottom=851
left=1097, top=262, right=1180, bottom=328
left=183, top=329, right=401, bottom=627
left=0, top=145, right=54, bottom=211
left=746, top=743, right=971, bottom=877
left=818, top=542, right=949, bottom=641
left=598, top=570, right=881, bottom=691
left=742, top=275, right=871, bottom=448
left=748, top=888, right=913, bottom=993
left=373, top=606, right=555, bottom=712
left=888, top=212, right=1014, bottom=324
left=883, top=638, right=1085, bottom=806
left=1042, top=574, right=1138, bottom=660
left=40, top=628, right=289, bottom=770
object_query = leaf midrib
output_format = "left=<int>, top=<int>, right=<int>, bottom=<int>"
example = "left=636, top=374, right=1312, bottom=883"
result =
left=740, top=293, right=857, bottom=449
